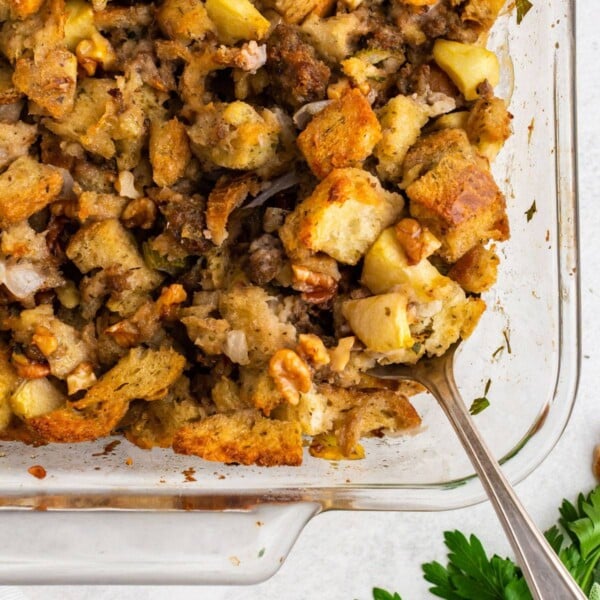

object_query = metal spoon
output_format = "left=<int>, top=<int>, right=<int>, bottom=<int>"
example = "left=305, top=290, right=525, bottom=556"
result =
left=369, top=341, right=586, bottom=600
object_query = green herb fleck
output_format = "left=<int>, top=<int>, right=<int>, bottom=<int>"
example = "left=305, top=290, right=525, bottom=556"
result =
left=258, top=548, right=265, bottom=558
left=372, top=588, right=402, bottom=600
left=469, top=397, right=490, bottom=416
left=411, top=342, right=422, bottom=354
left=525, top=200, right=537, bottom=222
left=484, top=378, right=491, bottom=395
left=516, top=0, right=533, bottom=24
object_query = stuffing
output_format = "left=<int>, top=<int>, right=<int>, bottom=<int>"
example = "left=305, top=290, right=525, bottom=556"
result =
left=149, top=118, right=191, bottom=187
left=301, top=12, right=366, bottom=62
left=124, top=376, right=206, bottom=449
left=297, top=88, right=382, bottom=179
left=375, top=95, right=429, bottom=182
left=0, top=120, right=37, bottom=169
left=407, top=151, right=509, bottom=262
left=448, top=242, right=499, bottom=293
left=173, top=409, right=303, bottom=466
left=262, top=0, right=336, bottom=24
left=205, top=174, right=260, bottom=246
left=0, top=0, right=511, bottom=465
left=10, top=304, right=93, bottom=378
left=27, top=346, right=186, bottom=442
left=0, top=155, right=64, bottom=227
left=188, top=101, right=282, bottom=170
left=279, top=167, right=404, bottom=265
left=13, top=48, right=77, bottom=118
left=466, top=95, right=512, bottom=161
left=156, top=0, right=216, bottom=44
left=66, top=218, right=163, bottom=314
left=218, top=285, right=297, bottom=365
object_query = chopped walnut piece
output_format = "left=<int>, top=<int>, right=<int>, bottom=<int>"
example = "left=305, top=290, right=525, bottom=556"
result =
left=394, top=218, right=441, bottom=265
left=268, top=348, right=311, bottom=406
left=121, top=197, right=157, bottom=230
left=291, top=264, right=337, bottom=304
left=297, top=334, right=330, bottom=367
left=11, top=352, right=51, bottom=379
left=594, top=445, right=600, bottom=481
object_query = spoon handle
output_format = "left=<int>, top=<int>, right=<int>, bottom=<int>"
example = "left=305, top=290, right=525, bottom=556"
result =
left=425, top=359, right=586, bottom=600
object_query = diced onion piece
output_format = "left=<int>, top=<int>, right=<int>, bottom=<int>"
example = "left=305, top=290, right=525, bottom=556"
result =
left=223, top=330, right=250, bottom=365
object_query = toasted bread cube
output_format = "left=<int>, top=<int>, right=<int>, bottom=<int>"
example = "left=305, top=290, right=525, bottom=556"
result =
left=28, top=347, right=186, bottom=443
left=375, top=95, right=429, bottom=182
left=433, top=39, right=499, bottom=101
left=77, top=191, right=127, bottom=222
left=13, top=49, right=78, bottom=119
left=157, top=0, right=216, bottom=43
left=466, top=95, right=512, bottom=161
left=262, top=0, right=334, bottom=24
left=149, top=118, right=191, bottom=187
left=448, top=243, right=499, bottom=293
left=205, top=0, right=270, bottom=44
left=301, top=12, right=364, bottom=62
left=0, top=156, right=63, bottom=227
left=219, top=286, right=297, bottom=365
left=10, top=378, right=66, bottom=419
left=67, top=218, right=161, bottom=284
left=188, top=101, right=281, bottom=170
left=0, top=121, right=37, bottom=170
left=173, top=409, right=303, bottom=466
left=279, top=168, right=403, bottom=265
left=401, top=128, right=476, bottom=189
left=407, top=153, right=509, bottom=262
left=342, top=293, right=414, bottom=353
left=461, top=0, right=506, bottom=35
left=298, top=88, right=381, bottom=179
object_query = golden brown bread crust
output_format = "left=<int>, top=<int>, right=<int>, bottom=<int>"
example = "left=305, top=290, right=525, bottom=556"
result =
left=279, top=167, right=403, bottom=265
left=205, top=173, right=259, bottom=246
left=407, top=152, right=509, bottom=262
left=297, top=88, right=382, bottom=179
left=0, top=155, right=63, bottom=227
left=448, top=243, right=499, bottom=293
left=173, top=409, right=303, bottom=466
left=28, top=347, right=186, bottom=443
left=149, top=118, right=191, bottom=188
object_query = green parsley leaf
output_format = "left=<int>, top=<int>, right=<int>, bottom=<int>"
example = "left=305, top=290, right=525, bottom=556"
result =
left=469, top=397, right=490, bottom=415
left=591, top=582, right=600, bottom=600
left=516, top=0, right=533, bottom=24
left=372, top=588, right=402, bottom=600
left=525, top=200, right=537, bottom=222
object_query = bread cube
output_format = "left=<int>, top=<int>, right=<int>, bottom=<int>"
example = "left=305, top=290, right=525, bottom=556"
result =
left=28, top=347, right=186, bottom=442
left=173, top=409, right=303, bottom=466
left=375, top=95, right=429, bottom=182
left=301, top=12, right=363, bottom=62
left=297, top=88, right=381, bottom=179
left=0, top=346, right=18, bottom=431
left=157, top=0, right=216, bottom=43
left=407, top=152, right=509, bottom=262
left=0, top=155, right=63, bottom=227
left=279, top=168, right=404, bottom=265
left=466, top=95, right=512, bottom=161
left=0, top=121, right=37, bottom=170
left=149, top=118, right=191, bottom=187
left=262, top=0, right=335, bottom=24
left=448, top=243, right=499, bottom=293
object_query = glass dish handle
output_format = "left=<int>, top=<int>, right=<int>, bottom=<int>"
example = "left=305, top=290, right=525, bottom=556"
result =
left=0, top=502, right=320, bottom=584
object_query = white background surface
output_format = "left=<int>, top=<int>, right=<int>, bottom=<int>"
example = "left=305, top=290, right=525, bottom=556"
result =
left=3, top=1, right=599, bottom=598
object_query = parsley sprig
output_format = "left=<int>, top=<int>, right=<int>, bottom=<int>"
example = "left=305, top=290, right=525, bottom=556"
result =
left=370, top=486, right=600, bottom=599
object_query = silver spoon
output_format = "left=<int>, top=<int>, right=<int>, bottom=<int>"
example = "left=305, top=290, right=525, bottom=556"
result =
left=369, top=341, right=586, bottom=600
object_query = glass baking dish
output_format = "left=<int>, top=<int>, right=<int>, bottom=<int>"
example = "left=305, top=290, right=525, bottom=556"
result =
left=0, top=0, right=578, bottom=585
